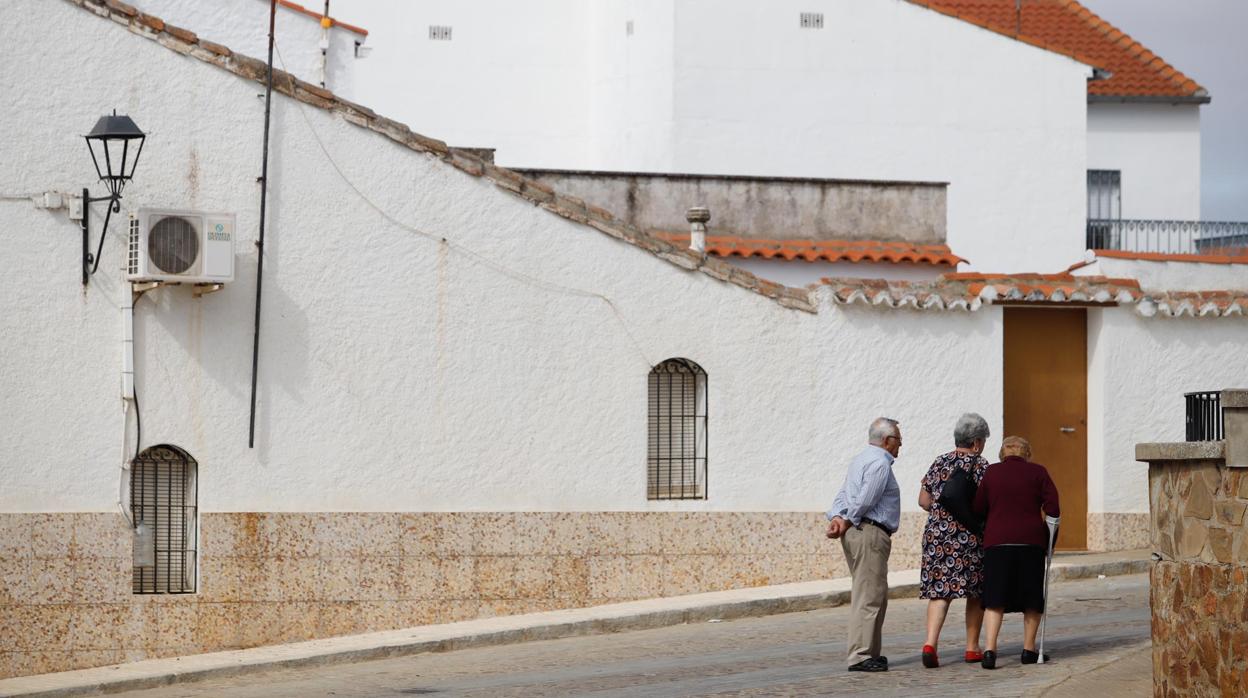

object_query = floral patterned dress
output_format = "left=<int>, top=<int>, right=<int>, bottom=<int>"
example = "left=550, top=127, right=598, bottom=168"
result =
left=919, top=450, right=989, bottom=599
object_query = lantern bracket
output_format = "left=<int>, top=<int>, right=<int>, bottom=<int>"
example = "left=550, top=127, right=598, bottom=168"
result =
left=81, top=188, right=122, bottom=286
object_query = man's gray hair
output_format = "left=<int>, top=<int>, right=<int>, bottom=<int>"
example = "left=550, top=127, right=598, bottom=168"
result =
left=868, top=417, right=900, bottom=445
left=954, top=412, right=991, bottom=448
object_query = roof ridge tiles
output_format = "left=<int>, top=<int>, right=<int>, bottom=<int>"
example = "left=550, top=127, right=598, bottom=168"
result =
left=70, top=0, right=816, bottom=314
left=1061, top=0, right=1204, bottom=96
left=910, top=0, right=1206, bottom=100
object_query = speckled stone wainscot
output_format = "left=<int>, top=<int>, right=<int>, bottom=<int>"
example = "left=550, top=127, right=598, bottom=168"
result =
left=1138, top=389, right=1248, bottom=698
left=1087, top=512, right=1150, bottom=551
left=0, top=510, right=935, bottom=679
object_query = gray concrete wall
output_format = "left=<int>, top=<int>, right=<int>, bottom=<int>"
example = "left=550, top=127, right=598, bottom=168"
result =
left=516, top=170, right=947, bottom=244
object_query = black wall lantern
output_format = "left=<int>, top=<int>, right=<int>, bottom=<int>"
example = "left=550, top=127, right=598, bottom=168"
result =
left=82, top=111, right=146, bottom=285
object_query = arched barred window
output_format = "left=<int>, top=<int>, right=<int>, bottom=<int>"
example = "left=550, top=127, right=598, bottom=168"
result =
left=647, top=358, right=708, bottom=500
left=131, top=445, right=198, bottom=594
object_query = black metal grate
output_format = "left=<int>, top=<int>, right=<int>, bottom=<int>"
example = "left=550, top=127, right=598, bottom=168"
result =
left=648, top=358, right=707, bottom=500
left=131, top=445, right=198, bottom=594
left=1185, top=391, right=1223, bottom=442
left=1087, top=170, right=1121, bottom=221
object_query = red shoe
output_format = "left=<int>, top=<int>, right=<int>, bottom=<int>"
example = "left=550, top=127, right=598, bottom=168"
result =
left=922, top=644, right=939, bottom=668
left=965, top=650, right=984, bottom=663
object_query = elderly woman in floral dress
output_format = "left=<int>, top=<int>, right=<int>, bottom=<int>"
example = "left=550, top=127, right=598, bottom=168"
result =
left=916, top=413, right=991, bottom=668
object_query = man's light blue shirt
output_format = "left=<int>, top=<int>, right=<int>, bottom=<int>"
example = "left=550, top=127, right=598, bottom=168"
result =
left=827, top=444, right=901, bottom=532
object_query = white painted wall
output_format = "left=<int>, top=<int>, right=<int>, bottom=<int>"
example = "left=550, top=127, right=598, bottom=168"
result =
left=1086, top=309, right=1248, bottom=513
left=0, top=0, right=1005, bottom=515
left=348, top=0, right=597, bottom=166
left=1087, top=103, right=1202, bottom=221
left=588, top=1, right=678, bottom=171
left=338, top=0, right=1092, bottom=274
left=1072, top=256, right=1248, bottom=292
left=126, top=0, right=368, bottom=100
left=734, top=259, right=950, bottom=286
left=6, top=1, right=1238, bottom=525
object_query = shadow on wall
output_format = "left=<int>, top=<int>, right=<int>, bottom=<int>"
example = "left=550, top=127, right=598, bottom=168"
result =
left=137, top=102, right=310, bottom=461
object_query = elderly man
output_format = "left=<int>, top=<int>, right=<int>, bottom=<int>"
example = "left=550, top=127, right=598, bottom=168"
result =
left=826, top=417, right=902, bottom=672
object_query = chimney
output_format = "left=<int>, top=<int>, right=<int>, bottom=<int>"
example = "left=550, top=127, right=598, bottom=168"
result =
left=686, top=206, right=710, bottom=253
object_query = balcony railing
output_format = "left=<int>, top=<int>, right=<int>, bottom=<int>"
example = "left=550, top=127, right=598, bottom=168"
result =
left=1185, top=391, right=1223, bottom=442
left=1087, top=219, right=1248, bottom=256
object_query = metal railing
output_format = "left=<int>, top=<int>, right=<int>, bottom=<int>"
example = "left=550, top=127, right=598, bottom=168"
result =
left=1087, top=219, right=1248, bottom=256
left=1185, top=391, right=1223, bottom=442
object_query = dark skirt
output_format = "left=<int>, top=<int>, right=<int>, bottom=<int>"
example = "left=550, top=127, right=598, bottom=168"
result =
left=982, top=545, right=1046, bottom=613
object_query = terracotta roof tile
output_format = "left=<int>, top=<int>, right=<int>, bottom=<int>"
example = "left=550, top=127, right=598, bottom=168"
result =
left=654, top=235, right=966, bottom=267
left=909, top=0, right=1207, bottom=100
left=823, top=273, right=1246, bottom=318
left=1085, top=249, right=1248, bottom=266
left=1139, top=291, right=1248, bottom=318
left=822, top=273, right=1142, bottom=311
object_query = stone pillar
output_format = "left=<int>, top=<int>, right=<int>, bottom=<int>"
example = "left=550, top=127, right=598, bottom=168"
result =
left=1222, top=389, right=1248, bottom=468
left=1137, top=397, right=1248, bottom=697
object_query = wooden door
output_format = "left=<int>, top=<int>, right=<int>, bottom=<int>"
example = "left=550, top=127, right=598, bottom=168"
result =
left=1003, top=308, right=1087, bottom=550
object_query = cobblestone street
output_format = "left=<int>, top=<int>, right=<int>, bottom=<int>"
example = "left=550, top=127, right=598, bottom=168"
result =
left=114, top=573, right=1150, bottom=697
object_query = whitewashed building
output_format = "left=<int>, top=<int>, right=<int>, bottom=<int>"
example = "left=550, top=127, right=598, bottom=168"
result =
left=0, top=0, right=1245, bottom=681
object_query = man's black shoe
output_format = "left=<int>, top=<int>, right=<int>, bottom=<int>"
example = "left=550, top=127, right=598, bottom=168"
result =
left=848, top=658, right=888, bottom=672
left=1021, top=649, right=1050, bottom=664
left=876, top=655, right=888, bottom=665
left=982, top=650, right=997, bottom=670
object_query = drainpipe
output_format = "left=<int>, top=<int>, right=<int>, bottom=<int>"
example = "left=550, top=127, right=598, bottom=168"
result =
left=119, top=281, right=135, bottom=527
left=687, top=206, right=710, bottom=253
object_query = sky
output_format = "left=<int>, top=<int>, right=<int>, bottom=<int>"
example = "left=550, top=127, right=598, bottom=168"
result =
left=1080, top=0, right=1248, bottom=221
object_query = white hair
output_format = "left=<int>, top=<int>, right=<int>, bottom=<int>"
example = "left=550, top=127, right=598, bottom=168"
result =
left=954, top=412, right=991, bottom=448
left=868, top=417, right=900, bottom=445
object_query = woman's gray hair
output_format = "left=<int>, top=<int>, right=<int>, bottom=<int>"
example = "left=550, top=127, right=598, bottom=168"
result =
left=953, top=412, right=991, bottom=448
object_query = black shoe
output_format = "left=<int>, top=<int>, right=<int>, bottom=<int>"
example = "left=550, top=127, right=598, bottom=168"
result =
left=1021, top=649, right=1050, bottom=664
left=848, top=657, right=888, bottom=672
left=982, top=650, right=997, bottom=670
left=876, top=656, right=888, bottom=666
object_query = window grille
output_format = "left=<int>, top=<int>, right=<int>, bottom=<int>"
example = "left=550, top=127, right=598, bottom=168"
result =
left=131, top=445, right=198, bottom=594
left=648, top=358, right=708, bottom=500
left=1086, top=170, right=1122, bottom=250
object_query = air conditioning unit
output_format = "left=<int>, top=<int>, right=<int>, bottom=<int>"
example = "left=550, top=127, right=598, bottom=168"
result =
left=127, top=208, right=235, bottom=284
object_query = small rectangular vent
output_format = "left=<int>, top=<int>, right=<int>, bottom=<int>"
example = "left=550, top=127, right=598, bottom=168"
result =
left=626, top=20, right=634, bottom=36
left=429, top=25, right=452, bottom=40
left=800, top=12, right=824, bottom=29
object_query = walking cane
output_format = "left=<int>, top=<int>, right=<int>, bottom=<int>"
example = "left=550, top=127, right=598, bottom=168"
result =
left=1037, top=515, right=1060, bottom=664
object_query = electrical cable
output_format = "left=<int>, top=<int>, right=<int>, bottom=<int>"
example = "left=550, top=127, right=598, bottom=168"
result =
left=118, top=287, right=148, bottom=527
left=132, top=288, right=148, bottom=462
left=272, top=43, right=654, bottom=369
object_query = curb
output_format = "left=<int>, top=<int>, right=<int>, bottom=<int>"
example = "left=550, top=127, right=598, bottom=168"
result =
left=0, top=553, right=1147, bottom=697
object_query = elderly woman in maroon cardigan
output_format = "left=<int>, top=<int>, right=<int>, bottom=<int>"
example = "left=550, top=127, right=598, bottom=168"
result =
left=971, top=436, right=1060, bottom=670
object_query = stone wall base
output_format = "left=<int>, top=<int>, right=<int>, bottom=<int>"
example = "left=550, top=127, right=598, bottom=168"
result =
left=2, top=510, right=925, bottom=679
left=1086, top=512, right=1149, bottom=551
left=2, top=507, right=1150, bottom=679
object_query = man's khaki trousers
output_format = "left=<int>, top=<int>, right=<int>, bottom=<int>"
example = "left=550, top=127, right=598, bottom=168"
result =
left=839, top=523, right=892, bottom=665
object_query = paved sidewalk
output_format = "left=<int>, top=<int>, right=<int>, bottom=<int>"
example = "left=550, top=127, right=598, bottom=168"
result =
left=0, top=549, right=1149, bottom=698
